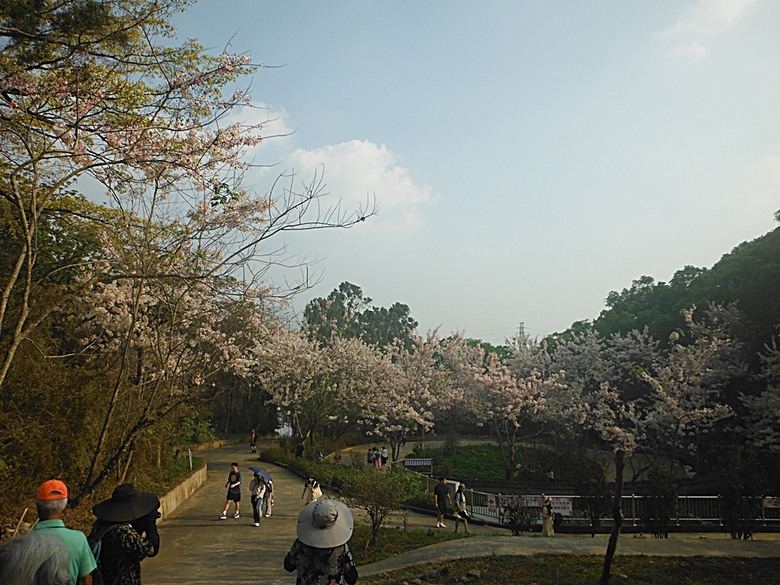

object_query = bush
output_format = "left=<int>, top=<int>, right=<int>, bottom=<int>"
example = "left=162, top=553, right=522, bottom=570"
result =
left=343, top=470, right=421, bottom=545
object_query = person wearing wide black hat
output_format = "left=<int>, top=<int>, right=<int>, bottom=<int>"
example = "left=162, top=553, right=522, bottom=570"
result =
left=90, top=484, right=160, bottom=585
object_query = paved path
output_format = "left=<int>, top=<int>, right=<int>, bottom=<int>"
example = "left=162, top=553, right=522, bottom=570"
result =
left=144, top=440, right=303, bottom=585
left=143, top=442, right=780, bottom=584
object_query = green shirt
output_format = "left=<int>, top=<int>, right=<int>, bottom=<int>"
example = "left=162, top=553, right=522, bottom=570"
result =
left=33, top=519, right=98, bottom=585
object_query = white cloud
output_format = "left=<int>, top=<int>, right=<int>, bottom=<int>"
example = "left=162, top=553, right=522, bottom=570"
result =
left=655, top=0, right=757, bottom=58
left=283, top=140, right=437, bottom=232
left=660, top=0, right=756, bottom=36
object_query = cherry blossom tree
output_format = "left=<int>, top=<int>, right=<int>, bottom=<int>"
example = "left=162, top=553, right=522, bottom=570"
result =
left=62, top=252, right=273, bottom=503
left=573, top=308, right=735, bottom=585
left=357, top=331, right=455, bottom=462
left=739, top=338, right=780, bottom=454
left=458, top=346, right=564, bottom=479
left=251, top=330, right=389, bottom=452
left=0, top=0, right=373, bottom=393
left=1, top=0, right=374, bottom=503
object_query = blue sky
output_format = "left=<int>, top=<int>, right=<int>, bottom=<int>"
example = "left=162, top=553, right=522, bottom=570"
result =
left=174, top=1, right=779, bottom=343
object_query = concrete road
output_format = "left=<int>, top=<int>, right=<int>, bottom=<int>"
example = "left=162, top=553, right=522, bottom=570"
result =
left=144, top=441, right=302, bottom=585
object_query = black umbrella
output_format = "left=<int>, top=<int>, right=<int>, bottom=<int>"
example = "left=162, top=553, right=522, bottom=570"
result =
left=248, top=466, right=272, bottom=482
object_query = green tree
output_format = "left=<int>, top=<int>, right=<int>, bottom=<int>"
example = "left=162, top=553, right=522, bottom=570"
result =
left=342, top=469, right=420, bottom=546
left=303, top=282, right=418, bottom=350
left=303, top=282, right=370, bottom=342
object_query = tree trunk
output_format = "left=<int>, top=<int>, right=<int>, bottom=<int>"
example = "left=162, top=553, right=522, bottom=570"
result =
left=600, top=449, right=626, bottom=585
left=119, top=447, right=134, bottom=484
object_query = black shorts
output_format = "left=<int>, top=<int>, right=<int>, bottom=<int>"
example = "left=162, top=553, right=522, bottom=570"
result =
left=227, top=491, right=241, bottom=502
left=457, top=510, right=470, bottom=519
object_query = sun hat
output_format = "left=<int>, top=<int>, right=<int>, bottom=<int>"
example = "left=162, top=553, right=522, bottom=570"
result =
left=296, top=499, right=354, bottom=548
left=37, top=479, right=68, bottom=501
left=92, top=484, right=160, bottom=522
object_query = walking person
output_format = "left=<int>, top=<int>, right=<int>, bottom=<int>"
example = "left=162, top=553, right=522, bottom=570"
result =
left=433, top=477, right=452, bottom=528
left=301, top=476, right=321, bottom=505
left=0, top=530, right=72, bottom=585
left=249, top=472, right=267, bottom=527
left=219, top=462, right=242, bottom=519
left=262, top=478, right=274, bottom=517
left=32, top=479, right=97, bottom=585
left=284, top=499, right=358, bottom=585
left=250, top=428, right=257, bottom=454
left=90, top=483, right=160, bottom=585
left=541, top=496, right=555, bottom=537
left=453, top=483, right=471, bottom=534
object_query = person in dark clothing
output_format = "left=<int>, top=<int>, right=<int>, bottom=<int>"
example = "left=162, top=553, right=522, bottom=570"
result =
left=433, top=477, right=452, bottom=528
left=219, top=462, right=242, bottom=519
left=91, top=484, right=160, bottom=585
left=130, top=510, right=160, bottom=557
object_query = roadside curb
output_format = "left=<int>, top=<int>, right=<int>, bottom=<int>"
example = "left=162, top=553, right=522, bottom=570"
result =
left=158, top=462, right=208, bottom=521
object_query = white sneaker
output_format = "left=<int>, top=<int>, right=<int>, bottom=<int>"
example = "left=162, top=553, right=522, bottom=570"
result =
left=234, top=512, right=240, bottom=519
left=219, top=513, right=227, bottom=520
left=265, top=513, right=271, bottom=517
left=440, top=523, right=447, bottom=528
left=254, top=522, right=260, bottom=527
left=436, top=521, right=441, bottom=528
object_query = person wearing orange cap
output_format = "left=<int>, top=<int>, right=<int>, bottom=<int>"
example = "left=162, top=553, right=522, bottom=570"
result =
left=32, top=479, right=98, bottom=585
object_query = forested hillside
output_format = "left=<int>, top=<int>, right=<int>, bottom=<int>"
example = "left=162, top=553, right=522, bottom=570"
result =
left=588, top=224, right=780, bottom=361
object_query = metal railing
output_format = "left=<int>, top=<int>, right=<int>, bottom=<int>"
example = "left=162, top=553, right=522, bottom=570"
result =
left=395, top=466, right=780, bottom=530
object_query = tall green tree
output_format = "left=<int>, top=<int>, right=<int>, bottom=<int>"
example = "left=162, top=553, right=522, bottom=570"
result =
left=303, top=282, right=418, bottom=350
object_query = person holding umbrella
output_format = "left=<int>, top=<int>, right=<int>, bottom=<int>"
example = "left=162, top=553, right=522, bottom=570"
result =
left=90, top=484, right=160, bottom=585
left=248, top=466, right=274, bottom=520
left=249, top=470, right=267, bottom=527
left=284, top=499, right=358, bottom=585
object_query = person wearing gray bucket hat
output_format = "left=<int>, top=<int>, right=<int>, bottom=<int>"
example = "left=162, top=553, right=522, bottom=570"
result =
left=89, top=484, right=160, bottom=585
left=283, top=499, right=358, bottom=584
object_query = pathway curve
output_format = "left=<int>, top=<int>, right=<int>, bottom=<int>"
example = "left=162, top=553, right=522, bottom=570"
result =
left=144, top=440, right=301, bottom=585
left=143, top=442, right=780, bottom=585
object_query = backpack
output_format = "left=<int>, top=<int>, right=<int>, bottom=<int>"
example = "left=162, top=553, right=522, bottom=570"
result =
left=87, top=522, right=120, bottom=585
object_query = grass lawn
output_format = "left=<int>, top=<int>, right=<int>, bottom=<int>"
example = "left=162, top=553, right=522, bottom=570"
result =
left=360, top=555, right=780, bottom=585
left=350, top=523, right=470, bottom=565
left=350, top=524, right=780, bottom=584
left=432, top=443, right=507, bottom=479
